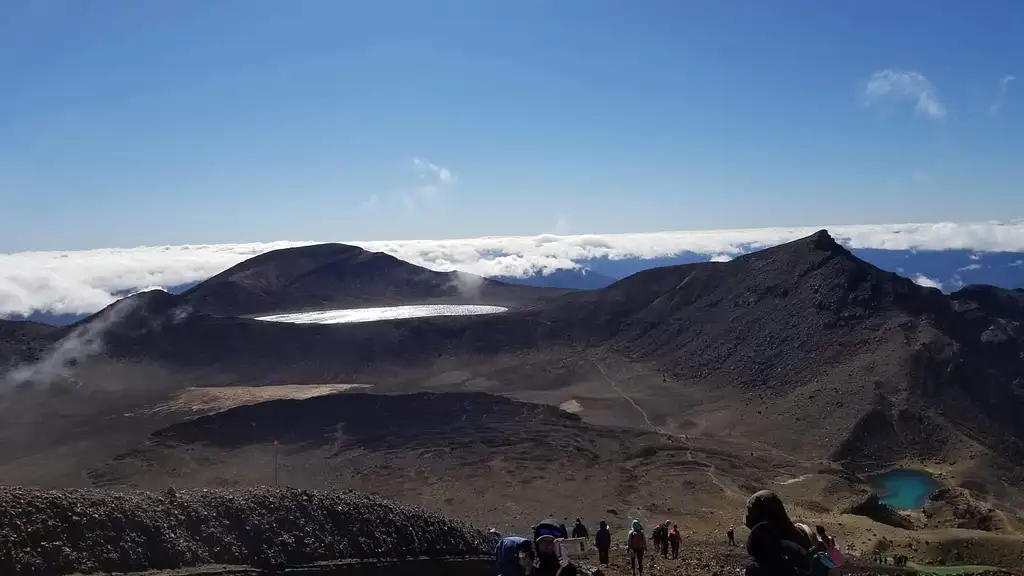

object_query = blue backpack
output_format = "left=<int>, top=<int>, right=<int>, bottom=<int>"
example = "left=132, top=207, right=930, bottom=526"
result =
left=809, top=551, right=837, bottom=576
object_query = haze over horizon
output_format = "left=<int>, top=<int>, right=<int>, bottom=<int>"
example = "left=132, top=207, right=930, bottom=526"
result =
left=2, top=1, right=1023, bottom=253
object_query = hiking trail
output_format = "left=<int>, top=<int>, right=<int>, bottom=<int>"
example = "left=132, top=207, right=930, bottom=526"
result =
left=591, top=357, right=738, bottom=499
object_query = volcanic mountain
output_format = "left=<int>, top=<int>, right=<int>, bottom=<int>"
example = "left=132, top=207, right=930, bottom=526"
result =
left=175, top=242, right=564, bottom=317
left=2, top=230, right=1024, bottom=570
left=6, top=231, right=1024, bottom=466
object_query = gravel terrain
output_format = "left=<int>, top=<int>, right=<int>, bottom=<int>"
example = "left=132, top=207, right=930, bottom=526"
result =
left=0, top=486, right=490, bottom=574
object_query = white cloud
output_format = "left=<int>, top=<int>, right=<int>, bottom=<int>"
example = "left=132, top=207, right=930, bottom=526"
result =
left=5, top=220, right=1024, bottom=318
left=413, top=157, right=455, bottom=185
left=0, top=240, right=319, bottom=317
left=366, top=157, right=456, bottom=214
left=911, top=274, right=944, bottom=290
left=989, top=74, right=1016, bottom=116
left=864, top=69, right=946, bottom=120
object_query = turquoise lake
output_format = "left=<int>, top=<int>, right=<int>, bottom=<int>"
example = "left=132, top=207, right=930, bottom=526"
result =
left=869, top=469, right=941, bottom=510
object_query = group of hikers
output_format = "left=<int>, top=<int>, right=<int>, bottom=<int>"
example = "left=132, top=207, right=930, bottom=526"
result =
left=875, top=553, right=909, bottom=567
left=495, top=490, right=845, bottom=576
left=494, top=518, right=586, bottom=576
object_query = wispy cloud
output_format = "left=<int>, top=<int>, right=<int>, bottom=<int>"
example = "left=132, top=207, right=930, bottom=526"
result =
left=911, top=274, right=944, bottom=291
left=407, top=157, right=456, bottom=209
left=4, top=221, right=1024, bottom=318
left=363, top=157, right=457, bottom=215
left=989, top=74, right=1016, bottom=116
left=864, top=69, right=946, bottom=120
left=413, top=157, right=454, bottom=185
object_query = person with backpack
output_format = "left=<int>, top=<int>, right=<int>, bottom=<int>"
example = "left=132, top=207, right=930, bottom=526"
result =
left=728, top=527, right=737, bottom=546
left=668, top=523, right=682, bottom=559
left=650, top=522, right=666, bottom=558
left=659, top=521, right=670, bottom=558
left=812, top=525, right=842, bottom=568
left=627, top=519, right=646, bottom=576
left=594, top=520, right=611, bottom=565
left=572, top=518, right=589, bottom=539
left=495, top=535, right=536, bottom=576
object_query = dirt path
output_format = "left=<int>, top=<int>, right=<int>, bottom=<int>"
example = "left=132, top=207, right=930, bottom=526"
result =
left=591, top=358, right=664, bottom=434
left=591, top=358, right=738, bottom=499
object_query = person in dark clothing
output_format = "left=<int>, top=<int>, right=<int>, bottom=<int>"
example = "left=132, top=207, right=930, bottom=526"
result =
left=651, top=522, right=666, bottom=557
left=728, top=527, right=737, bottom=546
left=572, top=518, right=589, bottom=539
left=495, top=536, right=535, bottom=576
left=744, top=490, right=814, bottom=551
left=659, top=521, right=670, bottom=558
left=668, top=523, right=682, bottom=559
left=745, top=521, right=810, bottom=576
left=595, top=520, right=611, bottom=565
left=533, top=518, right=580, bottom=576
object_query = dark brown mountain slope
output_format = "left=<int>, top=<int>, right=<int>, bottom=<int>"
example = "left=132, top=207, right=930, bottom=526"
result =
left=502, top=232, right=1022, bottom=466
left=5, top=231, right=1023, bottom=481
left=178, top=242, right=565, bottom=317
left=0, top=318, right=64, bottom=368
left=85, top=391, right=790, bottom=535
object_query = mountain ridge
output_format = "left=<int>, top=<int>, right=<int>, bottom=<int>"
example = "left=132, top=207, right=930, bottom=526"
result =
left=2, top=230, right=1023, bottom=500
left=177, top=242, right=566, bottom=317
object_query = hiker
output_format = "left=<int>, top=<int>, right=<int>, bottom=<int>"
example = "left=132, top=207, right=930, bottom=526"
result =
left=809, top=525, right=831, bottom=553
left=533, top=518, right=580, bottom=576
left=744, top=490, right=814, bottom=551
left=595, top=520, right=611, bottom=565
left=812, top=525, right=842, bottom=567
left=659, top=521, right=670, bottom=558
left=745, top=521, right=809, bottom=576
left=651, top=522, right=666, bottom=557
left=572, top=518, right=589, bottom=539
left=728, top=526, right=737, bottom=546
left=627, top=519, right=647, bottom=576
left=744, top=490, right=837, bottom=576
left=668, top=523, right=682, bottom=559
left=495, top=535, right=536, bottom=576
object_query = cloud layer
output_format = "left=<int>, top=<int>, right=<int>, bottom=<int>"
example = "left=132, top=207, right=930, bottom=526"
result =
left=864, top=69, right=946, bottom=120
left=4, top=220, right=1024, bottom=318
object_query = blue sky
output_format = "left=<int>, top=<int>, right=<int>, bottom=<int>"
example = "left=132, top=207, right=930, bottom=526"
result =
left=1, top=0, right=1021, bottom=252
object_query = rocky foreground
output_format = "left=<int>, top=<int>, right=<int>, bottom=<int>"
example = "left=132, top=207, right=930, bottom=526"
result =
left=0, top=486, right=490, bottom=574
